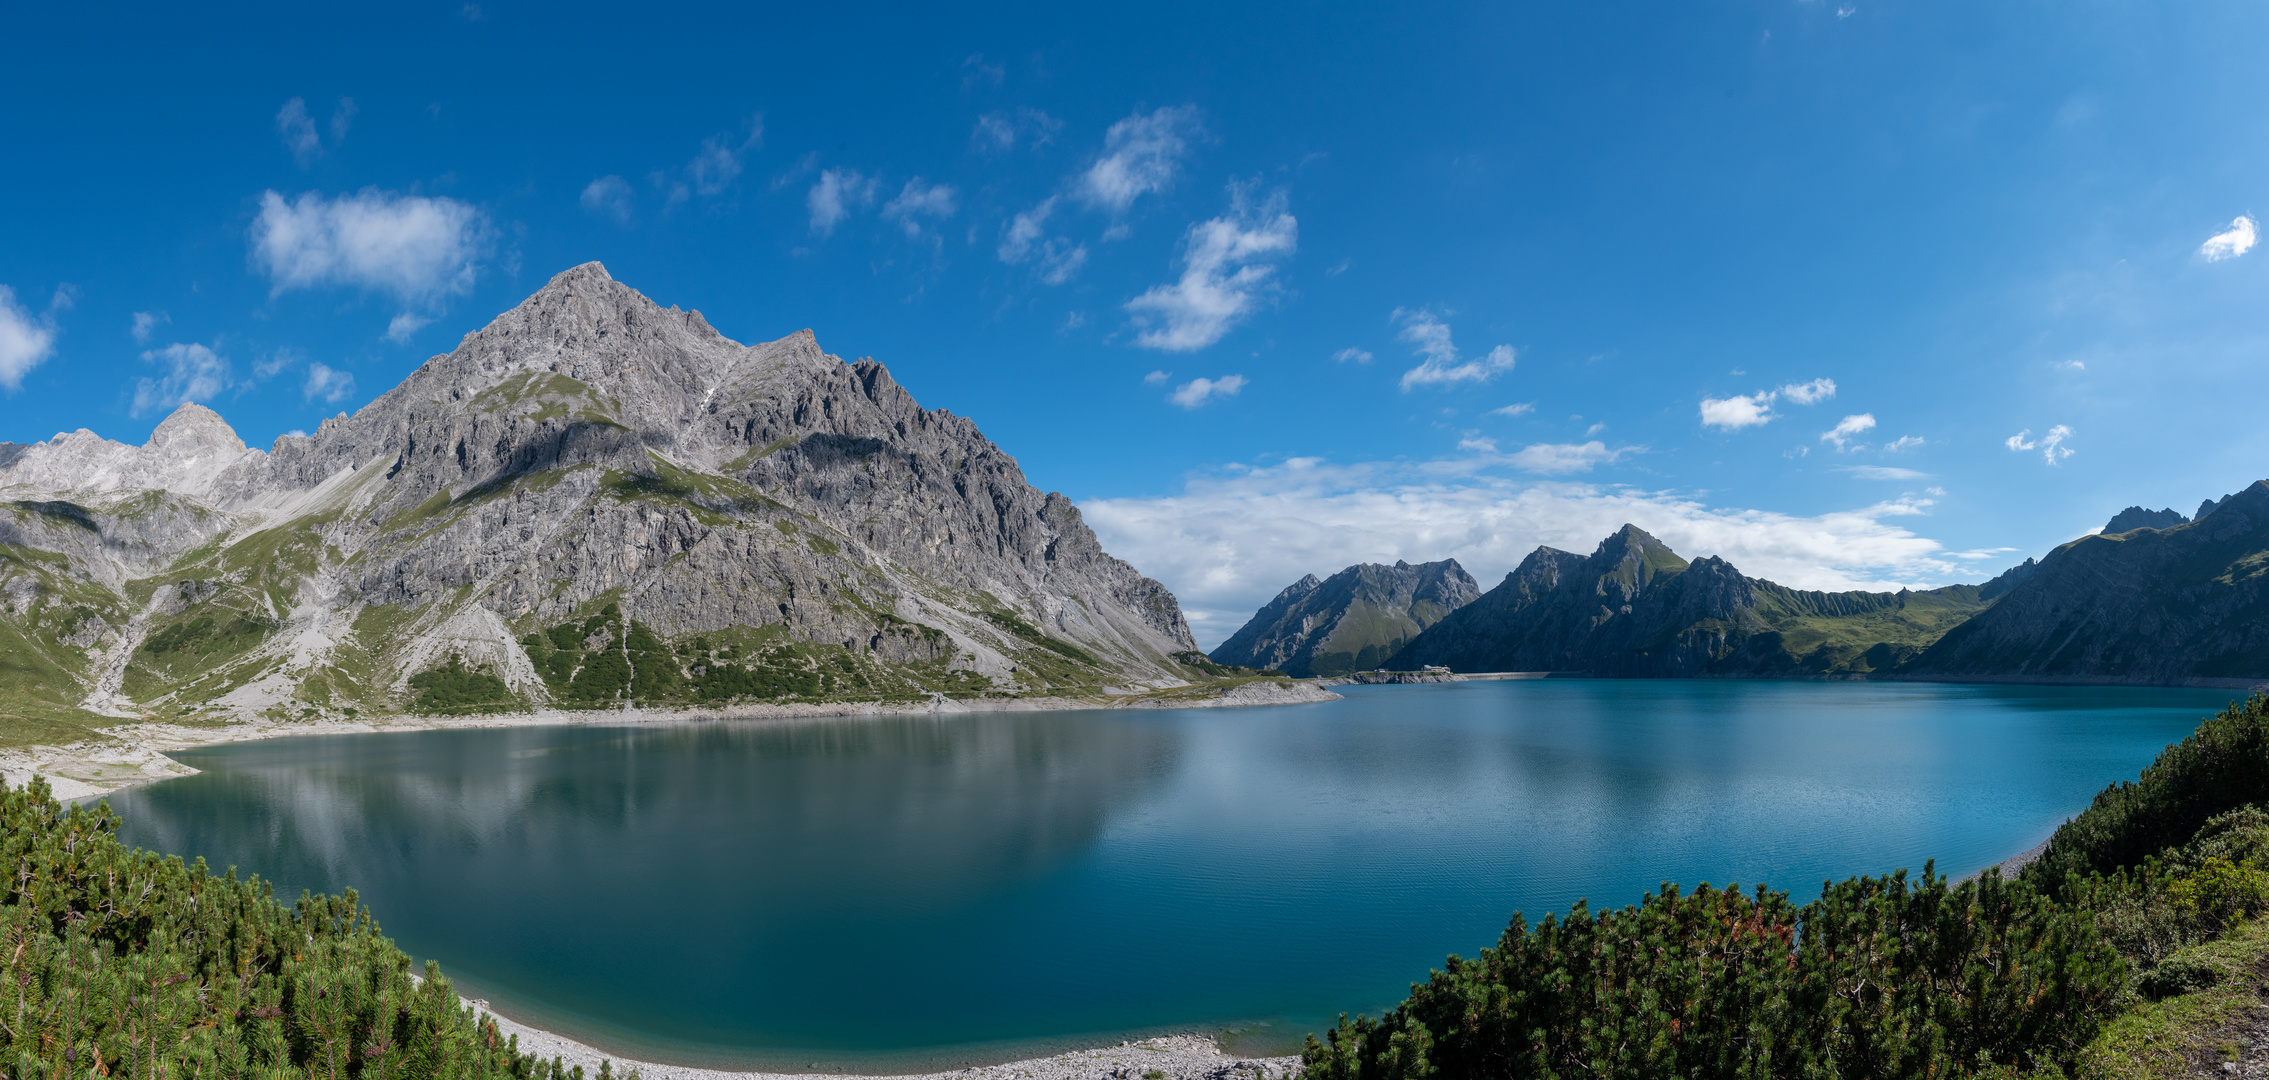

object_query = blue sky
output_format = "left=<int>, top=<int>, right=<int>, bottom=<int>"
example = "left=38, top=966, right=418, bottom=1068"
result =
left=6, top=1, right=2269, bottom=644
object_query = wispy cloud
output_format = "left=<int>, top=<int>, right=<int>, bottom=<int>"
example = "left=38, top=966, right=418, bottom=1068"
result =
left=130, top=311, right=168, bottom=345
left=1489, top=402, right=1536, bottom=417
left=1394, top=309, right=1514, bottom=391
left=1837, top=465, right=1929, bottom=481
left=1125, top=186, right=1296, bottom=351
left=1083, top=455, right=1969, bottom=647
left=880, top=179, right=959, bottom=239
left=580, top=176, right=635, bottom=223
left=807, top=169, right=879, bottom=237
left=2006, top=425, right=2075, bottom=465
left=2201, top=215, right=2258, bottom=261
left=1332, top=347, right=1373, bottom=364
left=997, top=198, right=1090, bottom=284
left=132, top=343, right=231, bottom=417
left=1883, top=435, right=1924, bottom=453
left=251, top=188, right=493, bottom=308
left=1510, top=440, right=1630, bottom=475
left=384, top=313, right=430, bottom=343
left=689, top=116, right=763, bottom=196
left=1169, top=374, right=1247, bottom=408
left=0, top=286, right=59, bottom=391
left=1143, top=370, right=1171, bottom=385
left=1821, top=413, right=1876, bottom=450
left=303, top=361, right=355, bottom=403
left=276, top=97, right=354, bottom=168
left=1700, top=378, right=1836, bottom=430
left=972, top=107, right=1062, bottom=152
left=1078, top=105, right=1201, bottom=214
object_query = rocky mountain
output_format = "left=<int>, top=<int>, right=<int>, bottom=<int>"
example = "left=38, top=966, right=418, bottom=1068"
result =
left=1208, top=559, right=1480, bottom=677
left=0, top=263, right=1216, bottom=731
left=1382, top=525, right=1993, bottom=676
left=1905, top=481, right=2269, bottom=683
left=2103, top=506, right=2188, bottom=534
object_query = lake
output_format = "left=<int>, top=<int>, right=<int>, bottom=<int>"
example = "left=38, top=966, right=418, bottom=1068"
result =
left=105, top=680, right=2234, bottom=1071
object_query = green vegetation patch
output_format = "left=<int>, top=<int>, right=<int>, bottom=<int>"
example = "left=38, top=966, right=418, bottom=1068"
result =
left=408, top=654, right=522, bottom=715
left=0, top=776, right=637, bottom=1080
left=983, top=610, right=1098, bottom=666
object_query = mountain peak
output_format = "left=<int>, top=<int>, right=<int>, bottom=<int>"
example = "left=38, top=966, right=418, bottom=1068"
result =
left=147, top=402, right=245, bottom=455
left=2103, top=506, right=2186, bottom=534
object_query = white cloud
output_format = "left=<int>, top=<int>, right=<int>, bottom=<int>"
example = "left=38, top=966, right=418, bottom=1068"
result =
left=998, top=198, right=1089, bottom=284
left=1883, top=435, right=1924, bottom=453
left=1584, top=422, right=1607, bottom=437
left=1821, top=412, right=1876, bottom=449
left=1125, top=187, right=1296, bottom=351
left=132, top=343, right=231, bottom=417
left=1459, top=434, right=1499, bottom=453
left=1779, top=377, right=1836, bottom=405
left=253, top=345, right=301, bottom=380
left=1489, top=402, right=1536, bottom=418
left=385, top=313, right=431, bottom=343
left=2006, top=425, right=2075, bottom=465
left=130, top=310, right=168, bottom=345
left=1700, top=392, right=1777, bottom=429
left=1333, top=347, right=1373, bottom=364
left=330, top=98, right=356, bottom=145
left=2055, top=358, right=2085, bottom=371
left=1510, top=441, right=1630, bottom=475
left=580, top=176, right=635, bottom=223
left=1169, top=374, right=1247, bottom=408
left=2201, top=215, right=2258, bottom=261
left=1143, top=370, right=1171, bottom=385
left=807, top=169, right=879, bottom=237
left=251, top=188, right=492, bottom=306
left=0, top=287, right=57, bottom=390
left=1838, top=465, right=1929, bottom=480
left=1083, top=456, right=1969, bottom=648
left=303, top=361, right=355, bottom=403
left=1393, top=309, right=1515, bottom=391
left=1078, top=105, right=1201, bottom=214
left=881, top=179, right=959, bottom=238
left=276, top=98, right=321, bottom=167
left=1700, top=378, right=1836, bottom=430
left=972, top=107, right=1062, bottom=152
left=690, top=117, right=763, bottom=196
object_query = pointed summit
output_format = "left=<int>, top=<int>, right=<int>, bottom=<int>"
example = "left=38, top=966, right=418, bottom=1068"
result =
left=146, top=402, right=246, bottom=456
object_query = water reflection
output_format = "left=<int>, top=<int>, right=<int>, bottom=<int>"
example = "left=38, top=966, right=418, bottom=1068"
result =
left=107, top=682, right=2233, bottom=1069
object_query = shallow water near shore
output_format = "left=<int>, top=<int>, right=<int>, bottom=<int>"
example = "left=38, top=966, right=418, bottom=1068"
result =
left=108, top=680, right=2233, bottom=1071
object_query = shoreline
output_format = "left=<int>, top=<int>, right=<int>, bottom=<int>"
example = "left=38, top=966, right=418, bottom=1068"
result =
left=462, top=993, right=1300, bottom=1080
left=4, top=679, right=1343, bottom=802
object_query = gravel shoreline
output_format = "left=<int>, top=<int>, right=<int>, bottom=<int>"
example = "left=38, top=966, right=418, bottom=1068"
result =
left=465, top=996, right=1301, bottom=1080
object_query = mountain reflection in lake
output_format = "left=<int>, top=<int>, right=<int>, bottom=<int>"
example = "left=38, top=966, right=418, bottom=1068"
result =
left=109, top=682, right=2236, bottom=1070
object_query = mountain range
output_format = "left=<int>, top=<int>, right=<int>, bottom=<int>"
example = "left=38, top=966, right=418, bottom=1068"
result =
left=1213, top=489, right=2269, bottom=686
left=0, top=263, right=1237, bottom=736
left=1207, top=559, right=1479, bottom=677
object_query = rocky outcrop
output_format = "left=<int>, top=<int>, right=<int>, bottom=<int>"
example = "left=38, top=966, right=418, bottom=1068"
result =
left=1907, top=481, right=2269, bottom=683
left=1208, top=559, right=1479, bottom=677
left=1385, top=524, right=1994, bottom=677
left=2104, top=506, right=2188, bottom=534
left=0, top=263, right=1204, bottom=722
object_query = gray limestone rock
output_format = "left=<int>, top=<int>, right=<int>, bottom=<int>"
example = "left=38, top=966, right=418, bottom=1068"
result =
left=0, top=263, right=1199, bottom=719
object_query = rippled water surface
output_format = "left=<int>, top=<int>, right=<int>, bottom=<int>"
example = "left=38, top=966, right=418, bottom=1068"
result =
left=108, top=681, right=2233, bottom=1069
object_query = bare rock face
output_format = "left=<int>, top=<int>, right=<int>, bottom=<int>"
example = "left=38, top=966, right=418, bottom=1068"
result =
left=0, top=263, right=1200, bottom=722
left=1208, top=560, right=1479, bottom=677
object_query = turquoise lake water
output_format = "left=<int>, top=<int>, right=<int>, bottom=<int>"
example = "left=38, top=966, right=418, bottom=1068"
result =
left=106, top=680, right=2235, bottom=1070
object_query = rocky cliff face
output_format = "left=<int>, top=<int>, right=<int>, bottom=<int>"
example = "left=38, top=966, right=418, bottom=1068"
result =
left=0, top=263, right=1202, bottom=726
left=1385, top=524, right=1993, bottom=676
left=1908, top=481, right=2269, bottom=683
left=2103, top=506, right=2189, bottom=534
left=1207, top=559, right=1479, bottom=677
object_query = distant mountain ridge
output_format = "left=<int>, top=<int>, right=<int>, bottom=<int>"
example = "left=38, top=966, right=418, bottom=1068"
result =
left=1379, top=525, right=1996, bottom=677
left=1904, top=480, right=2269, bottom=684
left=1208, top=559, right=1479, bottom=677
